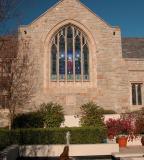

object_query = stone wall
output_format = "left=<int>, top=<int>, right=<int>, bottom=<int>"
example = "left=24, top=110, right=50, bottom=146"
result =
left=124, top=59, right=144, bottom=111
left=16, top=0, right=144, bottom=115
left=0, top=109, right=9, bottom=127
left=1, top=0, right=144, bottom=128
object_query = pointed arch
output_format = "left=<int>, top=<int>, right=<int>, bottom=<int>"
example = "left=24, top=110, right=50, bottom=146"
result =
left=44, top=20, right=96, bottom=84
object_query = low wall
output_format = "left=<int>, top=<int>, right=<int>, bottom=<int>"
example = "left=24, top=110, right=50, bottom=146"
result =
left=20, top=144, right=119, bottom=157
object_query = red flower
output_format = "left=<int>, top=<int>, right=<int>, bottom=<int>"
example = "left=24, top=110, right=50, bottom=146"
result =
left=106, top=116, right=137, bottom=141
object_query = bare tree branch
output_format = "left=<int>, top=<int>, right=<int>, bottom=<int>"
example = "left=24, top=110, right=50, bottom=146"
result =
left=0, top=35, right=36, bottom=129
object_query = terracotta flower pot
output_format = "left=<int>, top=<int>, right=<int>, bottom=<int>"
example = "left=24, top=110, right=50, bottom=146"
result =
left=141, top=136, right=144, bottom=146
left=118, top=136, right=127, bottom=148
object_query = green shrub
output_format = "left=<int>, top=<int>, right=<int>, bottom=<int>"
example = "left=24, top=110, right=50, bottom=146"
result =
left=19, top=128, right=66, bottom=144
left=80, top=102, right=105, bottom=127
left=0, top=129, right=21, bottom=151
left=12, top=102, right=64, bottom=129
left=12, top=112, right=43, bottom=129
left=0, top=127, right=107, bottom=150
left=69, top=127, right=107, bottom=144
left=39, top=103, right=64, bottom=128
left=0, top=129, right=10, bottom=151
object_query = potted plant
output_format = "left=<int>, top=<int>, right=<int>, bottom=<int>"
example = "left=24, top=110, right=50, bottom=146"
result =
left=106, top=116, right=136, bottom=147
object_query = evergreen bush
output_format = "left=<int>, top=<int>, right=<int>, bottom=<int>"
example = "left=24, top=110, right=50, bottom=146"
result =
left=80, top=102, right=105, bottom=127
left=39, top=102, right=64, bottom=128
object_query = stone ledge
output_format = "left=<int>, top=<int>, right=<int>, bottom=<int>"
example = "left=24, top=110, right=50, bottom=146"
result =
left=112, top=146, right=144, bottom=159
left=20, top=144, right=119, bottom=157
left=121, top=158, right=144, bottom=160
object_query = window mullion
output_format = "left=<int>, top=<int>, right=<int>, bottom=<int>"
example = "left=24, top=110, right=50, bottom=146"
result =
left=81, top=33, right=83, bottom=82
left=135, top=84, right=138, bottom=105
left=65, top=28, right=67, bottom=82
left=57, top=34, right=59, bottom=82
left=73, top=27, right=75, bottom=82
left=1, top=62, right=3, bottom=78
left=140, top=84, right=142, bottom=105
left=138, top=84, right=142, bottom=105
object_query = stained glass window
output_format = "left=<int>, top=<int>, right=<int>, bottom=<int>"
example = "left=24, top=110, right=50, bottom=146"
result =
left=51, top=24, right=89, bottom=81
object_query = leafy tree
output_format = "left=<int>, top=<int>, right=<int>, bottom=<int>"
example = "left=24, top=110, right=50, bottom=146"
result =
left=39, top=103, right=65, bottom=128
left=80, top=101, right=105, bottom=127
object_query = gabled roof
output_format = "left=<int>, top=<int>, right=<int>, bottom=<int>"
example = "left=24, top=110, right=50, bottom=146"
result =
left=24, top=0, right=116, bottom=28
left=122, top=38, right=144, bottom=59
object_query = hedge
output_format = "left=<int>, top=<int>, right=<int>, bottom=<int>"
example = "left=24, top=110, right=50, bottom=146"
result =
left=0, top=129, right=11, bottom=151
left=0, top=127, right=107, bottom=150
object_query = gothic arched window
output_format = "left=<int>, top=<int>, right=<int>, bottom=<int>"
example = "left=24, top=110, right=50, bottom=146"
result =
left=51, top=24, right=89, bottom=81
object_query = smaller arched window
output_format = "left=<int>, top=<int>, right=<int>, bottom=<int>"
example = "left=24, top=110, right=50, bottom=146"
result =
left=51, top=24, right=89, bottom=81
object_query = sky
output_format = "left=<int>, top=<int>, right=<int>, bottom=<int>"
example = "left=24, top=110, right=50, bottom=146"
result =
left=1, top=0, right=144, bottom=37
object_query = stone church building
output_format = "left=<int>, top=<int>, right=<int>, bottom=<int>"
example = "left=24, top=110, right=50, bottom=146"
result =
left=0, top=0, right=144, bottom=126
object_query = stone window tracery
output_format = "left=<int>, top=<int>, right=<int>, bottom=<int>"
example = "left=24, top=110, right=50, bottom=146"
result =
left=51, top=24, right=89, bottom=81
